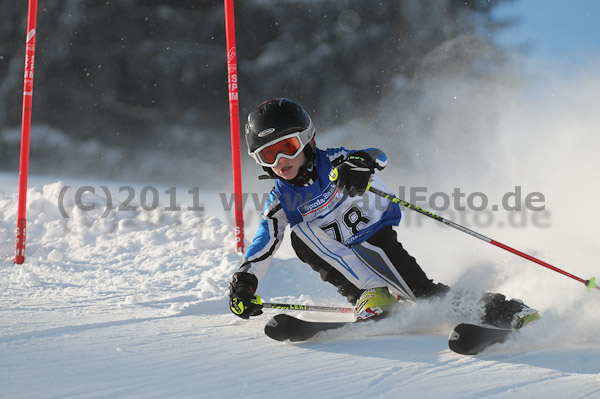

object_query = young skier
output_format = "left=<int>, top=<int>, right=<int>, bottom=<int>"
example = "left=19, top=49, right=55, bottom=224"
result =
left=228, top=98, right=538, bottom=328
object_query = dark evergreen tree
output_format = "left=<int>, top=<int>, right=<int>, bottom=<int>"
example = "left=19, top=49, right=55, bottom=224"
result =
left=0, top=0, right=516, bottom=178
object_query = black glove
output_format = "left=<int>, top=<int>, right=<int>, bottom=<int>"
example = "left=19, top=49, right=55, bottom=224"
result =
left=332, top=152, right=374, bottom=197
left=229, top=272, right=263, bottom=319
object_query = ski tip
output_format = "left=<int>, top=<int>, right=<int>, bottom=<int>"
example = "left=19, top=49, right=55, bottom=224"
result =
left=264, top=314, right=292, bottom=342
left=448, top=323, right=515, bottom=356
left=448, top=323, right=475, bottom=355
left=448, top=329, right=461, bottom=342
left=448, top=326, right=480, bottom=355
left=264, top=314, right=351, bottom=342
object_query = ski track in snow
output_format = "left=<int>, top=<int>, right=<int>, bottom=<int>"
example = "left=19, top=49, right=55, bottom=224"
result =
left=1, top=176, right=600, bottom=399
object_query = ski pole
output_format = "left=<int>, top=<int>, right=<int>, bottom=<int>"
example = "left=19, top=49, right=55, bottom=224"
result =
left=328, top=168, right=599, bottom=292
left=261, top=300, right=354, bottom=314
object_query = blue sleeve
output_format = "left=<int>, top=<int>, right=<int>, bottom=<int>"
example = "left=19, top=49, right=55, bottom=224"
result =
left=239, top=189, right=288, bottom=281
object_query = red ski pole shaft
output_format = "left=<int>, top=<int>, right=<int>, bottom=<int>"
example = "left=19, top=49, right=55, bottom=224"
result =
left=15, top=0, right=39, bottom=264
left=490, top=240, right=588, bottom=284
left=364, top=184, right=600, bottom=292
left=331, top=168, right=599, bottom=292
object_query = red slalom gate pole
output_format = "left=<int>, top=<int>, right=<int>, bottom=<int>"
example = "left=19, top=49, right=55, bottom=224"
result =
left=15, top=0, right=39, bottom=264
left=224, top=0, right=245, bottom=253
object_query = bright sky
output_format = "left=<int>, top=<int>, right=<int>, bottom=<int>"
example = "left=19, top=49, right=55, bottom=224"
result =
left=493, top=0, right=600, bottom=65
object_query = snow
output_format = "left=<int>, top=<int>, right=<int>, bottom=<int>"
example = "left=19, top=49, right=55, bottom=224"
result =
left=1, top=173, right=600, bottom=399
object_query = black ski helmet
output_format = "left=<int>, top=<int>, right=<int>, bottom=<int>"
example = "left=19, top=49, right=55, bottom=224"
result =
left=245, top=98, right=315, bottom=166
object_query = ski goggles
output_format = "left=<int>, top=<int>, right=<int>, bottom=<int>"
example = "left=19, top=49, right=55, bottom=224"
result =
left=249, top=122, right=315, bottom=167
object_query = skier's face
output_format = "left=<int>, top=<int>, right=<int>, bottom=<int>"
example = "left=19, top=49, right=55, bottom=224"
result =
left=271, top=151, right=306, bottom=180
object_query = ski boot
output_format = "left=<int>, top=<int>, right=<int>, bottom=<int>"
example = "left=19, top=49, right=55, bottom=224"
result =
left=482, top=293, right=540, bottom=330
left=354, top=287, right=399, bottom=321
left=510, top=302, right=540, bottom=329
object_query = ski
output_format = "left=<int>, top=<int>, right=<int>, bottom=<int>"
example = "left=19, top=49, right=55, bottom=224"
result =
left=448, top=323, right=517, bottom=355
left=266, top=316, right=520, bottom=352
left=264, top=313, right=354, bottom=342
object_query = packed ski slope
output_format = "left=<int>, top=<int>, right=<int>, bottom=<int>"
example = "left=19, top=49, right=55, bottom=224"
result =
left=1, top=172, right=600, bottom=399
